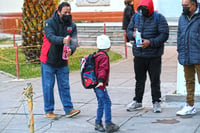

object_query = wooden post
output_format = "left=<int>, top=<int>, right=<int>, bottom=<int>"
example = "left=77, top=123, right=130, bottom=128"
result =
left=23, top=83, right=34, bottom=133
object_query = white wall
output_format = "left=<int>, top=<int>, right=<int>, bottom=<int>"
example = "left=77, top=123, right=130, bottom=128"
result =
left=61, top=0, right=125, bottom=12
left=157, top=0, right=182, bottom=17
left=0, top=0, right=180, bottom=18
left=0, top=0, right=159, bottom=13
left=0, top=0, right=24, bottom=13
left=0, top=0, right=125, bottom=13
left=68, top=0, right=158, bottom=12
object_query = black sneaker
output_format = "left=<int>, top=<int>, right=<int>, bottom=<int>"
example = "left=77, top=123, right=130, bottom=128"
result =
left=95, top=122, right=105, bottom=132
left=105, top=123, right=120, bottom=133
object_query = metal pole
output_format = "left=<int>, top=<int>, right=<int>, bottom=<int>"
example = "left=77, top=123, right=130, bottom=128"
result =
left=13, top=30, right=19, bottom=79
left=104, top=23, right=106, bottom=35
left=124, top=31, right=128, bottom=59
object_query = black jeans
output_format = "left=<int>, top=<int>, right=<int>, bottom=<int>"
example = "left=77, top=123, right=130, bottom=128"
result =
left=133, top=57, right=161, bottom=103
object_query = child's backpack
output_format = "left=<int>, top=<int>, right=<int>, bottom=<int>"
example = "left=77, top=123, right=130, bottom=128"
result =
left=80, top=52, right=103, bottom=89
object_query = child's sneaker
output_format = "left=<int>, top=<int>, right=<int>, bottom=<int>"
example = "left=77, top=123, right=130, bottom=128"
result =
left=153, top=102, right=162, bottom=113
left=105, top=123, right=119, bottom=133
left=126, top=100, right=143, bottom=112
left=95, top=122, right=105, bottom=132
left=176, top=103, right=196, bottom=116
left=66, top=109, right=80, bottom=118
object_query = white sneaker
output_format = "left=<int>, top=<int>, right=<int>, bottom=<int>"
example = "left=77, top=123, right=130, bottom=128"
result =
left=176, top=103, right=196, bottom=116
left=126, top=100, right=143, bottom=112
left=126, top=42, right=132, bottom=47
left=153, top=102, right=162, bottom=113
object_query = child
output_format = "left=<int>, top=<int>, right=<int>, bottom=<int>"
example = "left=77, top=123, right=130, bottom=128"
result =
left=94, top=34, right=120, bottom=133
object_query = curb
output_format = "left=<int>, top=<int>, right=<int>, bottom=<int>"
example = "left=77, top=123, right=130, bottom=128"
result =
left=166, top=94, right=200, bottom=102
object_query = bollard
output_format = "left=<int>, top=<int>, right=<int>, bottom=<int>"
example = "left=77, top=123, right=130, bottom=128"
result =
left=13, top=30, right=19, bottom=79
left=104, top=23, right=106, bottom=35
left=23, top=83, right=34, bottom=133
left=124, top=31, right=128, bottom=59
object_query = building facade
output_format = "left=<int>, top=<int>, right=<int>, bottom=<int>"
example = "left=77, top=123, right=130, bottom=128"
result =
left=0, top=0, right=181, bottom=34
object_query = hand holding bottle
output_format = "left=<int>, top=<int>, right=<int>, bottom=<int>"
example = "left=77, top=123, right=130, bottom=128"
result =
left=63, top=35, right=70, bottom=44
left=62, top=36, right=71, bottom=60
left=133, top=28, right=136, bottom=38
left=141, top=39, right=150, bottom=49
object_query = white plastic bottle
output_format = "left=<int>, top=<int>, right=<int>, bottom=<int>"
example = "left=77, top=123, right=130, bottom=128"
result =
left=135, top=29, right=142, bottom=47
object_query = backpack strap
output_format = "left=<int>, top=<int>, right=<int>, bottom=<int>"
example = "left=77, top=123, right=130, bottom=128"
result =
left=153, top=12, right=160, bottom=23
left=94, top=51, right=106, bottom=58
left=133, top=13, right=140, bottom=23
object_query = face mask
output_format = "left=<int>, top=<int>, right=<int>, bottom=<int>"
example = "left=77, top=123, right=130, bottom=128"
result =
left=140, top=7, right=149, bottom=17
left=183, top=6, right=190, bottom=16
left=62, top=14, right=72, bottom=24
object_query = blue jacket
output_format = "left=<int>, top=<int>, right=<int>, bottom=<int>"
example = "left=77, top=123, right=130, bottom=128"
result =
left=127, top=12, right=169, bottom=58
left=177, top=13, right=200, bottom=65
left=40, top=11, right=78, bottom=67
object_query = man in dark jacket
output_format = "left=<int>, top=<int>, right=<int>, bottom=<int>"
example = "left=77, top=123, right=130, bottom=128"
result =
left=126, top=0, right=169, bottom=113
left=176, top=0, right=200, bottom=116
left=40, top=2, right=80, bottom=119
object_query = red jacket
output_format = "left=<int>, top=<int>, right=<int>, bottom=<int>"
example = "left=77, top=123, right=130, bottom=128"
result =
left=95, top=51, right=110, bottom=90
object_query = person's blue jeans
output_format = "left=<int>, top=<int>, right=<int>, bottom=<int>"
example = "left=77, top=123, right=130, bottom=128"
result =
left=41, top=62, right=73, bottom=114
left=94, top=88, right=112, bottom=124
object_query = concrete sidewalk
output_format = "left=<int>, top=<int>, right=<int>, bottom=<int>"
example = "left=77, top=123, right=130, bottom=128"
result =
left=0, top=46, right=200, bottom=133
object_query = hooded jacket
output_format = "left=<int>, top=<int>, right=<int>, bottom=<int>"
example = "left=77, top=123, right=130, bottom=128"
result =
left=127, top=0, right=169, bottom=58
left=177, top=12, right=200, bottom=65
left=40, top=11, right=78, bottom=67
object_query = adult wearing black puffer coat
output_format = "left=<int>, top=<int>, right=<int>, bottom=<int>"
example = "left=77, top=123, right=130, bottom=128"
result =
left=126, top=0, right=169, bottom=113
